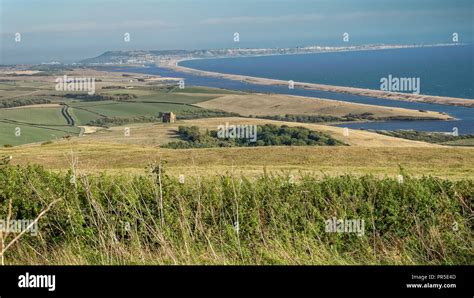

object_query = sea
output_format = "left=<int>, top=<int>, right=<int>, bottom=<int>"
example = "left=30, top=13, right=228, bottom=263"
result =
left=103, top=45, right=474, bottom=135
left=181, top=45, right=474, bottom=99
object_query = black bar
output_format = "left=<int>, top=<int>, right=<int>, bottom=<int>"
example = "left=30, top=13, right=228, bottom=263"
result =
left=0, top=265, right=471, bottom=297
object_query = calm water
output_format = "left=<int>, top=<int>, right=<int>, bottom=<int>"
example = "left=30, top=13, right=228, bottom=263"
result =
left=181, top=45, right=474, bottom=99
left=101, top=52, right=474, bottom=135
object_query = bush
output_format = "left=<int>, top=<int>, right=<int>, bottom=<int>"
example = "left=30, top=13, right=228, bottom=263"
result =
left=163, top=124, right=345, bottom=149
left=0, top=163, right=471, bottom=265
left=0, top=98, right=51, bottom=109
left=373, top=130, right=474, bottom=145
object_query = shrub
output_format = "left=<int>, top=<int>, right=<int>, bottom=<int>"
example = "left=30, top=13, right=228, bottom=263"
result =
left=163, top=124, right=345, bottom=149
left=0, top=163, right=471, bottom=265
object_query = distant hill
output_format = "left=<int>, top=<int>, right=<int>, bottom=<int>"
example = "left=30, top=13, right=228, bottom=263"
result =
left=80, top=44, right=451, bottom=65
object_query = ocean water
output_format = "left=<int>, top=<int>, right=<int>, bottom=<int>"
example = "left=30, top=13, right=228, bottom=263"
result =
left=180, top=45, right=474, bottom=99
left=102, top=55, right=474, bottom=135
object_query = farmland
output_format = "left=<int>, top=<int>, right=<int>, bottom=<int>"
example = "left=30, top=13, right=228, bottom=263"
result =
left=0, top=69, right=472, bottom=180
left=0, top=67, right=472, bottom=266
left=0, top=68, right=453, bottom=147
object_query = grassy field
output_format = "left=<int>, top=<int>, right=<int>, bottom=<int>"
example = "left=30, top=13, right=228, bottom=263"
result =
left=2, top=112, right=471, bottom=179
left=70, top=101, right=200, bottom=118
left=6, top=115, right=468, bottom=180
left=1, top=70, right=471, bottom=180
left=196, top=93, right=451, bottom=120
left=26, top=116, right=439, bottom=148
left=0, top=107, right=68, bottom=125
left=0, top=70, right=253, bottom=147
left=2, top=141, right=472, bottom=179
left=0, top=74, right=218, bottom=145
left=68, top=107, right=103, bottom=125
left=0, top=122, right=79, bottom=146
left=0, top=106, right=80, bottom=146
left=102, top=89, right=221, bottom=104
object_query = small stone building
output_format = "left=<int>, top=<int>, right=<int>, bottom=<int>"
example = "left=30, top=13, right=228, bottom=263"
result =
left=162, top=112, right=176, bottom=123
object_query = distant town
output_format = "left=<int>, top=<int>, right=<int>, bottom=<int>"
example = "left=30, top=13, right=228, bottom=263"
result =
left=78, top=43, right=459, bottom=66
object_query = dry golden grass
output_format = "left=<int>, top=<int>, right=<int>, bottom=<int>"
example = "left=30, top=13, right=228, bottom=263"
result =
left=2, top=141, right=472, bottom=179
left=1, top=71, right=470, bottom=180
left=74, top=122, right=178, bottom=146
left=4, top=103, right=62, bottom=109
left=3, top=112, right=469, bottom=178
left=26, top=117, right=442, bottom=148
left=196, top=93, right=451, bottom=120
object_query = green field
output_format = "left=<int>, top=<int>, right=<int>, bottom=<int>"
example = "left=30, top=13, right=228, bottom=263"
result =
left=0, top=107, right=81, bottom=146
left=68, top=107, right=103, bottom=125
left=100, top=86, right=221, bottom=104
left=0, top=121, right=79, bottom=146
left=0, top=73, right=461, bottom=148
left=128, top=92, right=218, bottom=104
left=0, top=83, right=218, bottom=146
left=0, top=80, right=47, bottom=91
left=0, top=107, right=67, bottom=125
left=0, top=83, right=38, bottom=92
left=73, top=102, right=201, bottom=118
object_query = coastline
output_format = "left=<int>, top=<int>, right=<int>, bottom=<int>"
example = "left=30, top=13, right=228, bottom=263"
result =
left=158, top=56, right=474, bottom=108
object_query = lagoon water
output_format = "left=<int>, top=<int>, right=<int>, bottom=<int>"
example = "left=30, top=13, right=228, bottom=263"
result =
left=102, top=45, right=474, bottom=134
left=181, top=45, right=474, bottom=99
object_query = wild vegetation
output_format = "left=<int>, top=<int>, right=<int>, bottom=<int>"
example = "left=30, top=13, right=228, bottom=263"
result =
left=0, top=98, right=51, bottom=109
left=163, top=124, right=343, bottom=149
left=58, top=93, right=138, bottom=101
left=373, top=130, right=474, bottom=146
left=174, top=109, right=240, bottom=120
left=87, top=115, right=159, bottom=127
left=0, top=159, right=471, bottom=265
left=260, top=113, right=447, bottom=123
left=259, top=114, right=342, bottom=123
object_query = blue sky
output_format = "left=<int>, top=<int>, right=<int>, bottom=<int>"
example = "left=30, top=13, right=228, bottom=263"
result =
left=1, top=0, right=473, bottom=64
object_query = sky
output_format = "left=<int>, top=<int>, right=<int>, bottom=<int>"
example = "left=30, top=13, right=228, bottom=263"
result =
left=0, top=0, right=473, bottom=64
